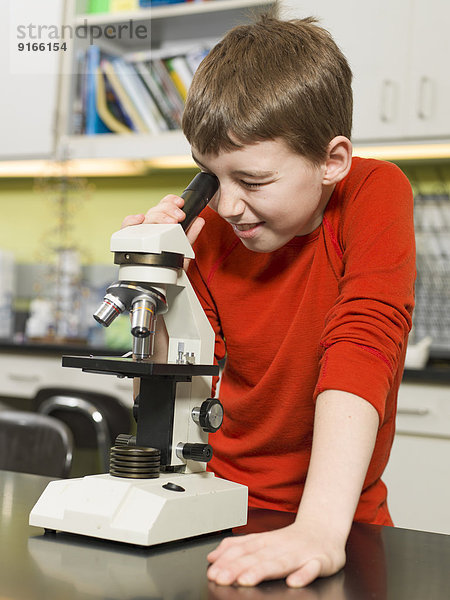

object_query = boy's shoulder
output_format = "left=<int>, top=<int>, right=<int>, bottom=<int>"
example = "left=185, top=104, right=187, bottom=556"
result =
left=344, top=156, right=410, bottom=195
left=326, top=156, right=413, bottom=244
left=330, top=156, right=412, bottom=216
left=348, top=156, right=408, bottom=188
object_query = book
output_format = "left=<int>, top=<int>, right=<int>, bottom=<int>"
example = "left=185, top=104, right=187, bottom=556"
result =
left=133, top=61, right=179, bottom=129
left=166, top=55, right=194, bottom=97
left=150, top=58, right=185, bottom=126
left=110, top=0, right=138, bottom=11
left=110, top=57, right=168, bottom=133
left=164, top=56, right=189, bottom=101
left=85, top=46, right=111, bottom=135
left=139, top=0, right=188, bottom=6
left=72, top=50, right=86, bottom=134
left=101, top=59, right=148, bottom=132
left=88, top=0, right=110, bottom=13
left=96, top=68, right=133, bottom=133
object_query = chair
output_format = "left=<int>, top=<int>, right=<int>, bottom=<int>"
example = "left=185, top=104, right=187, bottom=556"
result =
left=34, top=388, right=132, bottom=472
left=0, top=410, right=73, bottom=478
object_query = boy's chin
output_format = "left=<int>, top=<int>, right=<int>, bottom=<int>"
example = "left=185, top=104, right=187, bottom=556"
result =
left=240, top=235, right=290, bottom=253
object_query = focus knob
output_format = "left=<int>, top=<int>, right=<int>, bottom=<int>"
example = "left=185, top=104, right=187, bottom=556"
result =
left=192, top=398, right=224, bottom=433
left=176, top=443, right=213, bottom=463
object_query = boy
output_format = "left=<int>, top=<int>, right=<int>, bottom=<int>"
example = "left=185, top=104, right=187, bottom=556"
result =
left=122, top=15, right=415, bottom=588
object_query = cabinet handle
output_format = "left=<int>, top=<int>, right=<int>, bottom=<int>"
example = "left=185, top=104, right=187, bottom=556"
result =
left=417, top=76, right=434, bottom=120
left=380, top=79, right=396, bottom=123
left=397, top=407, right=430, bottom=417
left=8, top=373, right=40, bottom=382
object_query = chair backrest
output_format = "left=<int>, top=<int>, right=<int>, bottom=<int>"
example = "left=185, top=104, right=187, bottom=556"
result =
left=0, top=410, right=73, bottom=478
left=34, top=387, right=133, bottom=472
left=34, top=387, right=132, bottom=446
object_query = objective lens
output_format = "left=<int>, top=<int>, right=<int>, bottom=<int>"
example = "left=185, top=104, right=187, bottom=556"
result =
left=131, top=297, right=156, bottom=338
left=93, top=294, right=125, bottom=327
left=131, top=296, right=157, bottom=360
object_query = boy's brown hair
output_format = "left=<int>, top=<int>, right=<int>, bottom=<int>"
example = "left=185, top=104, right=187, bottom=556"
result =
left=182, top=14, right=353, bottom=165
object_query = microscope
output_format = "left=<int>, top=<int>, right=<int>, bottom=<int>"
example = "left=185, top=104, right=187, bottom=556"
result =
left=29, top=173, right=248, bottom=546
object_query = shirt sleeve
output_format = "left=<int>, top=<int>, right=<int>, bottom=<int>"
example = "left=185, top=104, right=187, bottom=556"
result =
left=314, top=162, right=416, bottom=423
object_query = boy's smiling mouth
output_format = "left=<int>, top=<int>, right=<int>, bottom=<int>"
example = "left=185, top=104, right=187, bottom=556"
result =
left=231, top=222, right=265, bottom=238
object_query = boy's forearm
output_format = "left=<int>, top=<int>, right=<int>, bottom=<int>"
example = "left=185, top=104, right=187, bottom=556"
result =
left=296, top=389, right=380, bottom=541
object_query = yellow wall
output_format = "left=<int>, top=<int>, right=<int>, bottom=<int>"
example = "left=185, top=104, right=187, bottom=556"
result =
left=0, top=170, right=197, bottom=265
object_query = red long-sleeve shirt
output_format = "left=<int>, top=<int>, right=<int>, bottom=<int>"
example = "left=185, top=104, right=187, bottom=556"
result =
left=187, top=157, right=415, bottom=525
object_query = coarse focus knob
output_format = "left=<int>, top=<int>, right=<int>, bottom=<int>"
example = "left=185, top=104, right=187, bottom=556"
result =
left=192, top=398, right=224, bottom=433
left=200, top=398, right=224, bottom=433
left=177, top=443, right=213, bottom=463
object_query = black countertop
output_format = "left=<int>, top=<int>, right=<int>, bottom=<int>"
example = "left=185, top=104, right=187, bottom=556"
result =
left=0, top=469, right=449, bottom=599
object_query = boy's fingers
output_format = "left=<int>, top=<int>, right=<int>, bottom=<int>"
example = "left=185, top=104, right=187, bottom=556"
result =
left=286, top=558, right=322, bottom=588
left=186, top=216, right=206, bottom=246
left=121, top=214, right=145, bottom=229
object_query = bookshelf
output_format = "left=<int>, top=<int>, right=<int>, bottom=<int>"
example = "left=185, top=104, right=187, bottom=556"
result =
left=58, top=0, right=277, bottom=161
left=75, top=0, right=276, bottom=24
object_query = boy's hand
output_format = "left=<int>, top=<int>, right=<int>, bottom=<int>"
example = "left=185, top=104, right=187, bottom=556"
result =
left=207, top=520, right=346, bottom=588
left=121, top=194, right=206, bottom=248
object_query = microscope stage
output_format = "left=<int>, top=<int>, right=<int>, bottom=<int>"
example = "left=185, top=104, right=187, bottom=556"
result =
left=62, top=355, right=219, bottom=379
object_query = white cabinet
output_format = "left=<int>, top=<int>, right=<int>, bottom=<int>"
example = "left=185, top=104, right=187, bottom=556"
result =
left=281, top=0, right=450, bottom=143
left=383, top=382, right=450, bottom=534
left=406, top=1, right=450, bottom=139
left=0, top=1, right=62, bottom=159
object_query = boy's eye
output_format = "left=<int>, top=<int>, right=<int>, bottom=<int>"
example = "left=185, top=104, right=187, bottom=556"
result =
left=241, top=180, right=262, bottom=189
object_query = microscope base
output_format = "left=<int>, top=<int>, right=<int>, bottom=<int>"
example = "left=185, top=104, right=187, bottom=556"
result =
left=29, top=471, right=248, bottom=546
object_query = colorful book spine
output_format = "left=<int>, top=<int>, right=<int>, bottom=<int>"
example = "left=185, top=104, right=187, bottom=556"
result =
left=134, top=61, right=179, bottom=129
left=101, top=59, right=148, bottom=132
left=96, top=68, right=133, bottom=133
left=164, top=57, right=189, bottom=101
left=87, top=0, right=110, bottom=14
left=85, top=46, right=110, bottom=135
left=150, top=58, right=185, bottom=125
left=110, top=0, right=139, bottom=11
left=111, top=57, right=168, bottom=133
left=139, top=0, right=189, bottom=6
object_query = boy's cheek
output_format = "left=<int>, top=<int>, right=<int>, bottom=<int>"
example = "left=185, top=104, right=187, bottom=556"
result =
left=208, top=198, right=219, bottom=213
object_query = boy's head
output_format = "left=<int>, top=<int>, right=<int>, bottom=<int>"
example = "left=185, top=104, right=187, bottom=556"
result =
left=182, top=14, right=353, bottom=165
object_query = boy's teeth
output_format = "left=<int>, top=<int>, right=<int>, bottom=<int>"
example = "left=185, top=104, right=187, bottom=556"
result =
left=237, top=223, right=258, bottom=231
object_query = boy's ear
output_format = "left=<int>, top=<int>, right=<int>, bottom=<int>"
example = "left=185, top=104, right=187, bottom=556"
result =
left=322, top=136, right=352, bottom=185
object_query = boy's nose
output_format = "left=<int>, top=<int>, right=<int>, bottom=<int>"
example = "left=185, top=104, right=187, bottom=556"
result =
left=214, top=185, right=246, bottom=220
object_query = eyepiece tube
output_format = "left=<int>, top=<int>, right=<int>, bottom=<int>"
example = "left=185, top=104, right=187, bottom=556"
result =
left=181, top=172, right=219, bottom=231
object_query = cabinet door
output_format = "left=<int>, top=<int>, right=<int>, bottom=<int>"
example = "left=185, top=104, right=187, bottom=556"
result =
left=406, top=0, right=450, bottom=139
left=383, top=383, right=450, bottom=535
left=384, top=435, right=450, bottom=534
left=0, top=1, right=62, bottom=159
left=281, top=0, right=411, bottom=142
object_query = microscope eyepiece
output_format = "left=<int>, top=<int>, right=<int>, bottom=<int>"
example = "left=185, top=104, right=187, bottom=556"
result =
left=181, top=172, right=219, bottom=231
